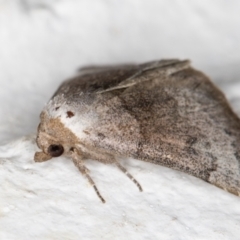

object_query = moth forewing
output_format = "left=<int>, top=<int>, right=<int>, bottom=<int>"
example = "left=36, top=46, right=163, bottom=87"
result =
left=35, top=59, right=240, bottom=202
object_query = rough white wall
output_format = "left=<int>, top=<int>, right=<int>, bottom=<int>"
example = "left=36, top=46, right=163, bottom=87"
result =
left=0, top=1, right=240, bottom=239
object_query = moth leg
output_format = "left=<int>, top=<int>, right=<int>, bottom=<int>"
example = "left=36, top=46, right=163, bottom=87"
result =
left=115, top=162, right=143, bottom=192
left=79, top=147, right=143, bottom=192
left=71, top=150, right=105, bottom=203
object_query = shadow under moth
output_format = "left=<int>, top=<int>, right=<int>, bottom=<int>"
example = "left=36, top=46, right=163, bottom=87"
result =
left=34, top=59, right=240, bottom=203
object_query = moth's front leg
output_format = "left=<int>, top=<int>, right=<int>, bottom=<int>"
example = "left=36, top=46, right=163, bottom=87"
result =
left=74, top=145, right=143, bottom=194
left=70, top=148, right=106, bottom=203
left=115, top=162, right=143, bottom=192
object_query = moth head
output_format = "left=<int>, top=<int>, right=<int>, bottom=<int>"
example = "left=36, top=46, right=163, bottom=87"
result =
left=34, top=112, right=79, bottom=162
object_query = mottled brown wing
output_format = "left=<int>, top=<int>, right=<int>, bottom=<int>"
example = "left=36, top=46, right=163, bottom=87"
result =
left=80, top=61, right=240, bottom=196
left=55, top=60, right=240, bottom=196
left=53, top=59, right=190, bottom=99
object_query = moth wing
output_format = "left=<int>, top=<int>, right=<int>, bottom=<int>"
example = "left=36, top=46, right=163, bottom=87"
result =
left=54, top=59, right=189, bottom=98
left=52, top=60, right=240, bottom=196
left=83, top=63, right=240, bottom=196
left=98, top=59, right=190, bottom=92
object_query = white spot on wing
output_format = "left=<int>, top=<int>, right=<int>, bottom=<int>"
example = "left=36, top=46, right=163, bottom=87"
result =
left=44, top=95, right=98, bottom=140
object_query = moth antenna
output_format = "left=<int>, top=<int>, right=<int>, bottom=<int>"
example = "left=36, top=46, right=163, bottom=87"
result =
left=116, top=162, right=143, bottom=192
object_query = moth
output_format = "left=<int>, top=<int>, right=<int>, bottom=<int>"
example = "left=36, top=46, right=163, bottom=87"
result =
left=35, top=59, right=240, bottom=202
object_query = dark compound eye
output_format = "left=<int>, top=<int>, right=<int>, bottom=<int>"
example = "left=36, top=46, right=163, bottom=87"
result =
left=47, top=144, right=64, bottom=157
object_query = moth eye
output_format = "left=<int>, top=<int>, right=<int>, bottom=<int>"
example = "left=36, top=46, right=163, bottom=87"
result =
left=47, top=144, right=64, bottom=157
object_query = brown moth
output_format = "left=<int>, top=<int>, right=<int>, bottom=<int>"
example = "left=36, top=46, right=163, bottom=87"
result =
left=35, top=59, right=240, bottom=202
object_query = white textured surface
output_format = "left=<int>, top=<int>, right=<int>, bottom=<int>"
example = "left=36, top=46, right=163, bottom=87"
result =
left=0, top=1, right=240, bottom=239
